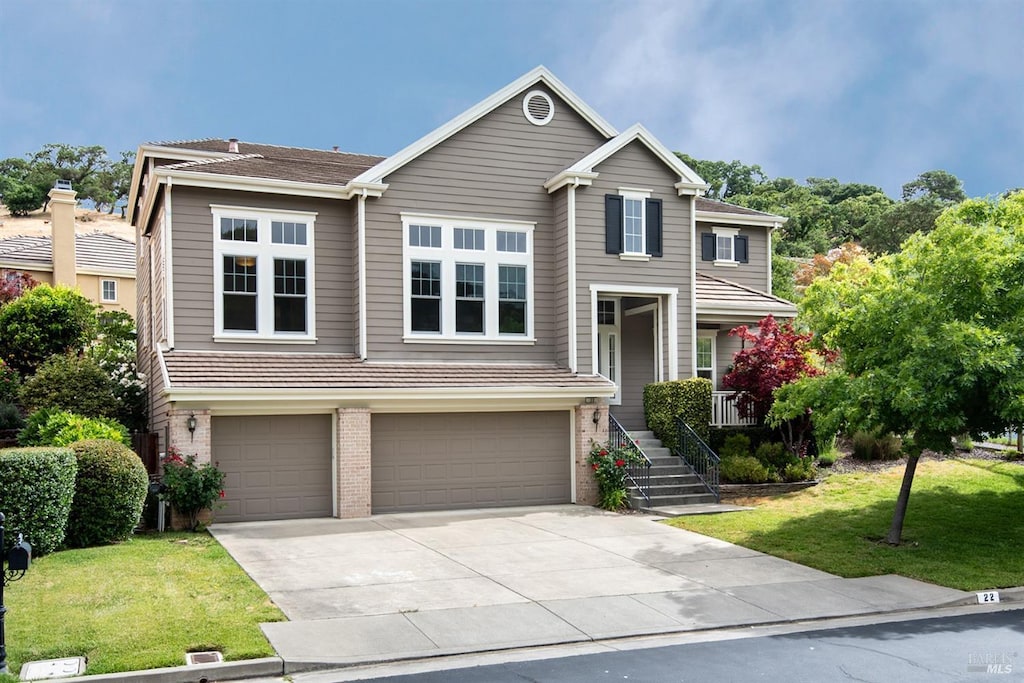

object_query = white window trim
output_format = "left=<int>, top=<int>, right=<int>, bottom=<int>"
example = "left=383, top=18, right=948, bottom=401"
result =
left=597, top=297, right=622, bottom=405
left=696, top=330, right=717, bottom=387
left=618, top=188, right=651, bottom=257
left=713, top=226, right=740, bottom=267
left=401, top=213, right=535, bottom=343
left=100, top=278, right=118, bottom=303
left=211, top=204, right=318, bottom=342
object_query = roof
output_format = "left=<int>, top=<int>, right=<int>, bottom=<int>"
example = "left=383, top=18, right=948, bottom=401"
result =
left=0, top=232, right=135, bottom=274
left=695, top=197, right=782, bottom=219
left=695, top=273, right=797, bottom=317
left=162, top=351, right=615, bottom=391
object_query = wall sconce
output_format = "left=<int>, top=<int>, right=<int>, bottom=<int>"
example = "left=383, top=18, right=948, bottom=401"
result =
left=187, top=413, right=197, bottom=441
left=592, top=409, right=601, bottom=425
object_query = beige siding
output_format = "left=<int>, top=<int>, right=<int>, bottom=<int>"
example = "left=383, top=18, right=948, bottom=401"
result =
left=363, top=84, right=606, bottom=362
left=169, top=186, right=355, bottom=352
left=695, top=221, right=771, bottom=293
left=574, top=141, right=693, bottom=375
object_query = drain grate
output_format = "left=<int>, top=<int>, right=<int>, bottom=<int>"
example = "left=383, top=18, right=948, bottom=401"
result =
left=185, top=651, right=224, bottom=666
left=20, top=657, right=87, bottom=680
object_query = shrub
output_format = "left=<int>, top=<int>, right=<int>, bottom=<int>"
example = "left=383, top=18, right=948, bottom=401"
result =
left=0, top=270, right=40, bottom=306
left=0, top=359, right=19, bottom=403
left=0, top=402, right=23, bottom=430
left=19, top=353, right=117, bottom=418
left=64, top=439, right=148, bottom=548
left=0, top=284, right=97, bottom=375
left=0, top=446, right=77, bottom=554
left=719, top=433, right=752, bottom=460
left=587, top=441, right=643, bottom=510
left=754, top=441, right=797, bottom=473
left=816, top=452, right=837, bottom=467
left=162, top=446, right=226, bottom=530
left=643, top=378, right=712, bottom=450
left=1, top=181, right=44, bottom=216
left=709, top=425, right=776, bottom=454
left=89, top=311, right=147, bottom=432
left=720, top=455, right=769, bottom=484
left=18, top=409, right=128, bottom=446
left=783, top=458, right=818, bottom=482
left=954, top=434, right=974, bottom=451
left=851, top=431, right=903, bottom=461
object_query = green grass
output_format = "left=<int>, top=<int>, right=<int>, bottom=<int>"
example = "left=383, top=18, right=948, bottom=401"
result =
left=2, top=532, right=283, bottom=676
left=668, top=458, right=1024, bottom=590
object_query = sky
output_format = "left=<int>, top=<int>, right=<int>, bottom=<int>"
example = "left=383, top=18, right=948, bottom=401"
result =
left=1, top=0, right=1021, bottom=199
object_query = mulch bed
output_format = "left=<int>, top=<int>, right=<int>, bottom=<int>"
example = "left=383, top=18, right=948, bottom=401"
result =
left=824, top=444, right=1022, bottom=476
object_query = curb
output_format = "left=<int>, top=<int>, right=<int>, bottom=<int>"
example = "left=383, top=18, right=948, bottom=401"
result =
left=63, top=656, right=283, bottom=683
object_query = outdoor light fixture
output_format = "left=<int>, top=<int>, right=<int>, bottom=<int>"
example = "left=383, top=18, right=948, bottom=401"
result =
left=187, top=413, right=197, bottom=441
left=593, top=409, right=601, bottom=425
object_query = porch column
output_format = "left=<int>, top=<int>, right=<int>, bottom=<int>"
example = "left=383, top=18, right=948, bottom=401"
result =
left=574, top=402, right=609, bottom=506
left=167, top=408, right=211, bottom=464
left=336, top=408, right=372, bottom=518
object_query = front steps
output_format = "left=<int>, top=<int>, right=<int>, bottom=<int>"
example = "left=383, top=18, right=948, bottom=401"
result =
left=626, top=430, right=718, bottom=509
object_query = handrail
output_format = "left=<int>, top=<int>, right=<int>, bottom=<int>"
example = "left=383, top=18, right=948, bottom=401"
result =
left=674, top=418, right=720, bottom=502
left=609, top=414, right=651, bottom=506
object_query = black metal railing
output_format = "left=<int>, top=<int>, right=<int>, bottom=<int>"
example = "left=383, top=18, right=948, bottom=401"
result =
left=674, top=418, right=720, bottom=502
left=609, top=414, right=652, bottom=506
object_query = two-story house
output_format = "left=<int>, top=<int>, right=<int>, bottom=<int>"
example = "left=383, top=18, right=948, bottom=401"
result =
left=128, top=67, right=795, bottom=522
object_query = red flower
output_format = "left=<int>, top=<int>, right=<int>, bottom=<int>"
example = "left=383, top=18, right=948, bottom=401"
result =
left=591, top=463, right=599, bottom=470
left=599, top=449, right=608, bottom=456
left=219, top=490, right=225, bottom=498
left=615, top=459, right=625, bottom=467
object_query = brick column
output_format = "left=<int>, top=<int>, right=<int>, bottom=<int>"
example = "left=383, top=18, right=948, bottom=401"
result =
left=574, top=402, right=609, bottom=506
left=337, top=408, right=372, bottom=518
left=167, top=408, right=211, bottom=463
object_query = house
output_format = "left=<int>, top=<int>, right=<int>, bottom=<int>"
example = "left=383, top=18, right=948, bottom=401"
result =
left=127, top=66, right=795, bottom=522
left=0, top=187, right=136, bottom=314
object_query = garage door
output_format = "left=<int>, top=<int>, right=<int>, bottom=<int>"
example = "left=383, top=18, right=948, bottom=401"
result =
left=213, top=414, right=332, bottom=522
left=371, top=411, right=570, bottom=513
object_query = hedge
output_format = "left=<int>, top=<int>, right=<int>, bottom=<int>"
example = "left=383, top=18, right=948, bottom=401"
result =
left=64, top=439, right=148, bottom=548
left=0, top=446, right=77, bottom=555
left=643, top=378, right=712, bottom=451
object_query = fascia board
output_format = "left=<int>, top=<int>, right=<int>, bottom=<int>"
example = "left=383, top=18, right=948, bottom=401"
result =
left=154, top=168, right=350, bottom=199
left=543, top=171, right=598, bottom=193
left=0, top=258, right=51, bottom=270
left=128, top=145, right=240, bottom=224
left=350, top=66, right=619, bottom=185
left=697, top=304, right=797, bottom=316
left=76, top=268, right=135, bottom=278
left=696, top=211, right=787, bottom=227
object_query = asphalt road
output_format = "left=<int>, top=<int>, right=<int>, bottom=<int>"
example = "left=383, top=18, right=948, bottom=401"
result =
left=353, top=608, right=1024, bottom=683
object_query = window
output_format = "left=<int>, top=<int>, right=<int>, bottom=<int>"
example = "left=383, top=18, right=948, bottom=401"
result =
left=605, top=190, right=662, bottom=258
left=402, top=213, right=534, bottom=341
left=212, top=205, right=317, bottom=341
left=100, top=279, right=117, bottom=303
left=597, top=298, right=620, bottom=404
left=701, top=227, right=748, bottom=265
left=696, top=333, right=716, bottom=385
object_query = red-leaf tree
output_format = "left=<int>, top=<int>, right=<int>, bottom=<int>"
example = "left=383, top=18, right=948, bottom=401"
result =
left=0, top=269, right=39, bottom=306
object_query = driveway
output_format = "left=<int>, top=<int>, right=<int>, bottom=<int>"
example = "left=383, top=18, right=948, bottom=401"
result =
left=209, top=505, right=969, bottom=667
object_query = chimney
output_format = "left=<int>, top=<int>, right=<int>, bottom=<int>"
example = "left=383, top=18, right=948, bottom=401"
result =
left=48, top=181, right=78, bottom=288
left=332, top=146, right=340, bottom=152
left=228, top=138, right=239, bottom=153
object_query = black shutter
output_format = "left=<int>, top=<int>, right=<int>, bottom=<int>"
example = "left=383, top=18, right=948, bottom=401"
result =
left=701, top=233, right=715, bottom=261
left=735, top=235, right=749, bottom=263
left=605, top=194, right=623, bottom=254
left=645, top=198, right=662, bottom=257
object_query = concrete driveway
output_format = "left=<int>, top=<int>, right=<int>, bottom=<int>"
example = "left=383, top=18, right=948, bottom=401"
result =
left=210, top=505, right=969, bottom=668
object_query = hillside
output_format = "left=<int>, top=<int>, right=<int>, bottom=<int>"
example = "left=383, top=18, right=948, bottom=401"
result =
left=0, top=204, right=135, bottom=242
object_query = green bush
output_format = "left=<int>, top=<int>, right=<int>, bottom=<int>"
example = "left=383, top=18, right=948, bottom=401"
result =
left=783, top=458, right=818, bottom=482
left=64, top=439, right=148, bottom=548
left=0, top=284, right=97, bottom=375
left=719, top=433, right=752, bottom=459
left=0, top=359, right=19, bottom=403
left=754, top=441, right=797, bottom=472
left=0, top=402, right=23, bottom=430
left=720, top=455, right=769, bottom=484
left=817, top=452, right=837, bottom=467
left=1, top=181, right=44, bottom=216
left=643, top=378, right=712, bottom=451
left=18, top=409, right=128, bottom=446
left=0, top=446, right=77, bottom=554
left=19, top=353, right=117, bottom=418
left=88, top=311, right=148, bottom=432
left=851, top=431, right=903, bottom=461
left=709, top=426, right=776, bottom=454
left=162, top=446, right=226, bottom=531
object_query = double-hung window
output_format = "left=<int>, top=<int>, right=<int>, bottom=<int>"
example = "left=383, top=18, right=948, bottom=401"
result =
left=604, top=188, right=663, bottom=259
left=701, top=226, right=748, bottom=266
left=100, top=279, right=118, bottom=303
left=403, top=213, right=534, bottom=342
left=696, top=332, right=716, bottom=385
left=212, top=205, right=317, bottom=341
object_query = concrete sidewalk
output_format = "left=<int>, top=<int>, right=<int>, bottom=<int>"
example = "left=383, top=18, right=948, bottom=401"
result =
left=209, top=506, right=974, bottom=672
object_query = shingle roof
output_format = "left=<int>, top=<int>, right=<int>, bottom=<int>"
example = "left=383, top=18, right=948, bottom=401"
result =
left=695, top=273, right=796, bottom=315
left=162, top=351, right=615, bottom=390
left=0, top=233, right=135, bottom=273
left=695, top=197, right=780, bottom=218
left=152, top=139, right=385, bottom=186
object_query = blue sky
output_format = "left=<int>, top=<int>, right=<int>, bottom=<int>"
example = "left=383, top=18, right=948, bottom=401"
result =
left=1, top=0, right=1021, bottom=199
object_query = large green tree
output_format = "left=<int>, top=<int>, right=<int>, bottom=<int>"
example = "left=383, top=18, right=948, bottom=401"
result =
left=795, top=191, right=1024, bottom=544
left=676, top=153, right=767, bottom=200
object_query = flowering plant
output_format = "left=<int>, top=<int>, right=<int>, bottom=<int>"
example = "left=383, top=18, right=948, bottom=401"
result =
left=161, top=445, right=226, bottom=530
left=587, top=441, right=642, bottom=510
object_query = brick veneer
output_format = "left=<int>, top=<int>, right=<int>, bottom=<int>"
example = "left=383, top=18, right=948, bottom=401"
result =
left=336, top=407, right=372, bottom=518
left=167, top=408, right=211, bottom=464
left=574, top=402, right=608, bottom=506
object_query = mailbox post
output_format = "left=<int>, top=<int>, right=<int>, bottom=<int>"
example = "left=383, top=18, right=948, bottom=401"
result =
left=0, top=511, right=32, bottom=675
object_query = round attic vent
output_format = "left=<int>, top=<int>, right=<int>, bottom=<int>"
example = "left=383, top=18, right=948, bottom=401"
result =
left=523, top=90, right=554, bottom=126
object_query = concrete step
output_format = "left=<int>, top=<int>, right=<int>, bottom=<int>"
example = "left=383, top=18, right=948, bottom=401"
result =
left=637, top=445, right=671, bottom=457
left=649, top=455, right=686, bottom=467
left=647, top=473, right=704, bottom=486
left=628, top=430, right=656, bottom=440
left=634, top=438, right=664, bottom=449
left=645, top=482, right=713, bottom=496
left=634, top=492, right=719, bottom=508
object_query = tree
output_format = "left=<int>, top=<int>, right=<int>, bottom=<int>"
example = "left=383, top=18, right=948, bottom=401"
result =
left=0, top=269, right=39, bottom=306
left=901, top=169, right=966, bottom=203
left=794, top=242, right=872, bottom=291
left=860, top=171, right=967, bottom=254
left=798, top=191, right=1024, bottom=544
left=675, top=154, right=767, bottom=200
left=29, top=144, right=108, bottom=209
left=0, top=284, right=97, bottom=375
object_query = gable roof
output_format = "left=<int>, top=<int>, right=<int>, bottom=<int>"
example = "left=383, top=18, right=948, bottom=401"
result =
left=695, top=197, right=786, bottom=226
left=0, top=232, right=136, bottom=275
left=695, top=272, right=796, bottom=317
left=545, top=123, right=708, bottom=195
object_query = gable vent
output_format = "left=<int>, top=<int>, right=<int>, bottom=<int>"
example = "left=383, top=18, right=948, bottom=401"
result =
left=523, top=90, right=554, bottom=126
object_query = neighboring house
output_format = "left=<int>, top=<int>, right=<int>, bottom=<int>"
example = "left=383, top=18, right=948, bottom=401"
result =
left=0, top=187, right=137, bottom=314
left=127, top=66, right=795, bottom=522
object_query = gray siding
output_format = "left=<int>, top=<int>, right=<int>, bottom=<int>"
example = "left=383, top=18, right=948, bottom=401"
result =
left=715, top=328, right=744, bottom=389
left=363, top=84, right=607, bottom=362
left=695, top=221, right=771, bottom=294
left=574, top=141, right=693, bottom=376
left=552, top=190, right=570, bottom=367
left=618, top=309, right=655, bottom=431
left=169, top=187, right=355, bottom=352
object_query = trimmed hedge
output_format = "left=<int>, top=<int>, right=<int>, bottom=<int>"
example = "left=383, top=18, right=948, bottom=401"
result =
left=65, top=439, right=148, bottom=548
left=643, top=378, right=712, bottom=451
left=19, top=409, right=128, bottom=447
left=19, top=353, right=117, bottom=419
left=0, top=446, right=77, bottom=555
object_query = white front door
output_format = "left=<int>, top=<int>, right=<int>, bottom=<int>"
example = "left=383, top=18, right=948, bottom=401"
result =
left=597, top=298, right=621, bottom=404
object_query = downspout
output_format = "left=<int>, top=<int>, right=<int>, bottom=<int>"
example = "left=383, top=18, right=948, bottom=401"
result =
left=357, top=190, right=368, bottom=360
left=567, top=177, right=580, bottom=373
left=689, top=194, right=697, bottom=379
left=164, top=179, right=175, bottom=350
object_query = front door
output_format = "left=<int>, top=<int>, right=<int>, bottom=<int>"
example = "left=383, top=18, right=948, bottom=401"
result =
left=597, top=298, right=621, bottom=404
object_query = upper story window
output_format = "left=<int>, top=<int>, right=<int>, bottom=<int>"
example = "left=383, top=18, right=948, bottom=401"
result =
left=100, top=279, right=117, bottom=303
left=402, top=213, right=534, bottom=343
left=701, top=227, right=748, bottom=266
left=605, top=189, right=663, bottom=260
left=211, top=205, right=317, bottom=342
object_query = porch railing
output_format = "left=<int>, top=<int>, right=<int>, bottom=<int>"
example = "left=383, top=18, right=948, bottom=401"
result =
left=674, top=418, right=720, bottom=502
left=609, top=414, right=651, bottom=505
left=712, top=391, right=757, bottom=427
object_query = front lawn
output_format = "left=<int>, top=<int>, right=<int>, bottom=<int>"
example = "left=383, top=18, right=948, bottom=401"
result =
left=668, top=458, right=1024, bottom=590
left=2, top=532, right=283, bottom=676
